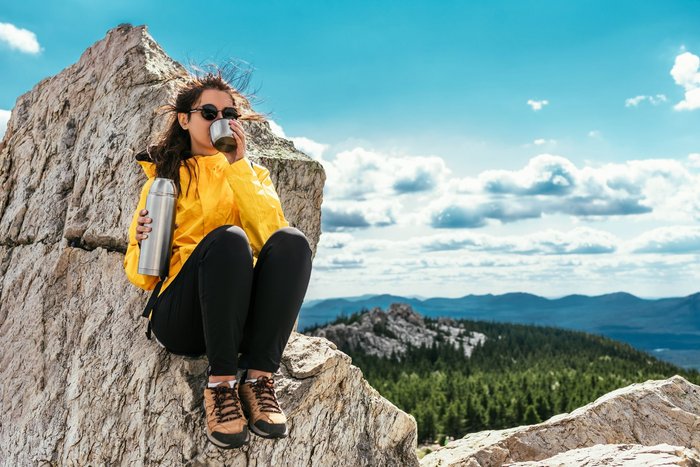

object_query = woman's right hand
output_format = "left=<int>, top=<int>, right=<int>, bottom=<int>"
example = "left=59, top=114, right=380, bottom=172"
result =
left=136, top=209, right=152, bottom=245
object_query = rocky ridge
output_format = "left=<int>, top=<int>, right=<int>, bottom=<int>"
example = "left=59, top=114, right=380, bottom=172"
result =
left=307, top=302, right=487, bottom=359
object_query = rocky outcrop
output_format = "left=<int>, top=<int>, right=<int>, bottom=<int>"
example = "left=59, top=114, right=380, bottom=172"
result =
left=507, top=443, right=700, bottom=466
left=420, top=375, right=700, bottom=466
left=308, top=303, right=487, bottom=358
left=0, top=24, right=417, bottom=466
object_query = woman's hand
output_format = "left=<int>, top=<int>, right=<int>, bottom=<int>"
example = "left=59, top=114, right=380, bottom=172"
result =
left=136, top=209, right=151, bottom=245
left=136, top=208, right=178, bottom=247
left=224, top=119, right=246, bottom=164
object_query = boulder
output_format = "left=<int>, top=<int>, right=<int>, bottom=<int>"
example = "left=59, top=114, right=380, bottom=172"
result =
left=420, top=375, right=700, bottom=466
left=0, top=23, right=417, bottom=466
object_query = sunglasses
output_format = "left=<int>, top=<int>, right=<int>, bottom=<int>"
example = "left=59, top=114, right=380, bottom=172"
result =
left=188, top=104, right=239, bottom=121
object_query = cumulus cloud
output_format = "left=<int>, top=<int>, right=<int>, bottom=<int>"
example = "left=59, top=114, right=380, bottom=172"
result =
left=428, top=195, right=542, bottom=228
left=627, top=226, right=700, bottom=253
left=0, top=22, right=41, bottom=54
left=427, top=155, right=700, bottom=229
left=625, top=94, right=667, bottom=107
left=527, top=99, right=549, bottom=111
left=313, top=253, right=366, bottom=270
left=0, top=109, right=10, bottom=140
left=410, top=227, right=618, bottom=255
left=318, top=232, right=355, bottom=249
left=308, top=221, right=700, bottom=298
left=267, top=119, right=329, bottom=162
left=266, top=122, right=700, bottom=237
left=323, top=147, right=451, bottom=200
left=687, top=153, right=700, bottom=168
left=481, top=154, right=577, bottom=196
left=533, top=138, right=556, bottom=146
left=321, top=200, right=400, bottom=231
left=671, top=51, right=700, bottom=111
left=262, top=122, right=453, bottom=231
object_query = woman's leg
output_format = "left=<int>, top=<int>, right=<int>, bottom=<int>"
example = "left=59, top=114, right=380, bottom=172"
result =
left=150, top=225, right=254, bottom=377
left=238, top=227, right=313, bottom=374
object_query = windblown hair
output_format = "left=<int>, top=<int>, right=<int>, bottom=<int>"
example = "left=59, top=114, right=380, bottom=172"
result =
left=143, top=61, right=268, bottom=199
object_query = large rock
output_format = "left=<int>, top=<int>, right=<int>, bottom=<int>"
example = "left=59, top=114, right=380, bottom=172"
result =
left=508, top=443, right=700, bottom=466
left=420, top=375, right=700, bottom=466
left=0, top=24, right=418, bottom=466
left=308, top=303, right=487, bottom=358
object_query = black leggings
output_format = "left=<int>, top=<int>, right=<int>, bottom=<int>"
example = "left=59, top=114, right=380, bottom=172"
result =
left=150, top=225, right=313, bottom=376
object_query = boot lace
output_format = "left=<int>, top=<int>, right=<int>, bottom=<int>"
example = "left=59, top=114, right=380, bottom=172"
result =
left=210, top=384, right=244, bottom=423
left=250, top=376, right=282, bottom=413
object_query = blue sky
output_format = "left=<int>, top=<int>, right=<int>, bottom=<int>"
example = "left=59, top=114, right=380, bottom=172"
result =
left=3, top=1, right=700, bottom=300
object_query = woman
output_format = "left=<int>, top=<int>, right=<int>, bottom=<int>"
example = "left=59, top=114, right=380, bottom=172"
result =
left=123, top=68, right=313, bottom=450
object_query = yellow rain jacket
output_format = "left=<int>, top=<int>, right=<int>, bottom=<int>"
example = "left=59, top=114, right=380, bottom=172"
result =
left=123, top=151, right=289, bottom=302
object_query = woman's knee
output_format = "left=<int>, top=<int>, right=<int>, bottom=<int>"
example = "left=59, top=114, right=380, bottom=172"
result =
left=269, top=227, right=312, bottom=254
left=205, top=225, right=253, bottom=258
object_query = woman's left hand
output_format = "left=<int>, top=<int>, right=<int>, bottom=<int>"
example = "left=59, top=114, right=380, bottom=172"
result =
left=224, top=119, right=246, bottom=163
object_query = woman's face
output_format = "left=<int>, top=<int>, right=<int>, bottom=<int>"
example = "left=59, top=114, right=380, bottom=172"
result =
left=178, top=89, right=236, bottom=155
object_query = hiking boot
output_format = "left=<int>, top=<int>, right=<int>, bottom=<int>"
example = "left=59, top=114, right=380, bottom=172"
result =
left=238, top=374, right=288, bottom=438
left=202, top=380, right=249, bottom=449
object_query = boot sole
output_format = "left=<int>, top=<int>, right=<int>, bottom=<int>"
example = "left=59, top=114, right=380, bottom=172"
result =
left=249, top=422, right=288, bottom=439
left=241, top=406, right=288, bottom=439
left=202, top=399, right=250, bottom=449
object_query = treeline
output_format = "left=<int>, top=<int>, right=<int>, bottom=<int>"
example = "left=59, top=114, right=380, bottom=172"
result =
left=323, top=316, right=700, bottom=443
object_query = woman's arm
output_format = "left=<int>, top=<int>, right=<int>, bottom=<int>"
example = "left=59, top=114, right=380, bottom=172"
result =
left=123, top=177, right=161, bottom=291
left=224, top=158, right=289, bottom=258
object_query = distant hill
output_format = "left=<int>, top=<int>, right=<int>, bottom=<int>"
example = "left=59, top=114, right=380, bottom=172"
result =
left=303, top=303, right=700, bottom=444
left=299, top=292, right=700, bottom=370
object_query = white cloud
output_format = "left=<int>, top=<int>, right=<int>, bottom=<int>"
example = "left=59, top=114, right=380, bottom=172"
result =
left=0, top=22, right=41, bottom=54
left=480, top=154, right=577, bottom=196
left=268, top=124, right=700, bottom=237
left=627, top=226, right=700, bottom=254
left=322, top=199, right=401, bottom=231
left=267, top=119, right=286, bottom=138
left=313, top=253, right=366, bottom=270
left=533, top=138, right=556, bottom=146
left=625, top=94, right=667, bottom=107
left=527, top=99, right=549, bottom=111
left=267, top=119, right=329, bottom=162
left=323, top=147, right=451, bottom=201
left=424, top=155, right=700, bottom=228
left=671, top=51, right=700, bottom=111
left=687, top=153, right=700, bottom=168
left=308, top=228, right=700, bottom=298
left=588, top=130, right=602, bottom=139
left=0, top=109, right=10, bottom=140
left=290, top=136, right=329, bottom=162
left=410, top=226, right=618, bottom=255
left=318, top=232, right=355, bottom=249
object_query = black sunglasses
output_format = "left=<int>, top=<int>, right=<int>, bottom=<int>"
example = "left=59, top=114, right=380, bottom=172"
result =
left=189, top=104, right=239, bottom=121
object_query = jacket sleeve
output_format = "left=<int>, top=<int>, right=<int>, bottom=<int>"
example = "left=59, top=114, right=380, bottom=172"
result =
left=123, top=177, right=160, bottom=291
left=224, top=157, right=289, bottom=258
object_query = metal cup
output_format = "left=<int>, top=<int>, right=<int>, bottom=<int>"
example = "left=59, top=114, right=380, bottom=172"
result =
left=209, top=119, right=237, bottom=153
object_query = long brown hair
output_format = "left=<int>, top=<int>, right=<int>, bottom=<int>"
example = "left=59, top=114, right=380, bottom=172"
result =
left=142, top=62, right=268, bottom=199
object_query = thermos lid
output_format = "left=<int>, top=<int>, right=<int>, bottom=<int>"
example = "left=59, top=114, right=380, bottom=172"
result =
left=150, top=178, right=177, bottom=196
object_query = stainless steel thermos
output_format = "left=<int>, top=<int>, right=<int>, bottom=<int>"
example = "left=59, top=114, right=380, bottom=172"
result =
left=138, top=177, right=177, bottom=277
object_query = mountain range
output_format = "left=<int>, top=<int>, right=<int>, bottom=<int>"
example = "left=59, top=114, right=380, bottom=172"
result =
left=299, top=292, right=700, bottom=370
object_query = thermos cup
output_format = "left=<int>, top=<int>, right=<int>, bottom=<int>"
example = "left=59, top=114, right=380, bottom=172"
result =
left=138, top=177, right=177, bottom=277
left=210, top=118, right=237, bottom=153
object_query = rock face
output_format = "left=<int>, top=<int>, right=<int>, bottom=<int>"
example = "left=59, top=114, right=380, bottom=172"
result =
left=420, top=375, right=700, bottom=466
left=307, top=302, right=487, bottom=358
left=0, top=24, right=418, bottom=466
left=507, top=443, right=700, bottom=467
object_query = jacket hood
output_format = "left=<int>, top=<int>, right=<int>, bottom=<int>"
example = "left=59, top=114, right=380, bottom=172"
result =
left=135, top=150, right=157, bottom=178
